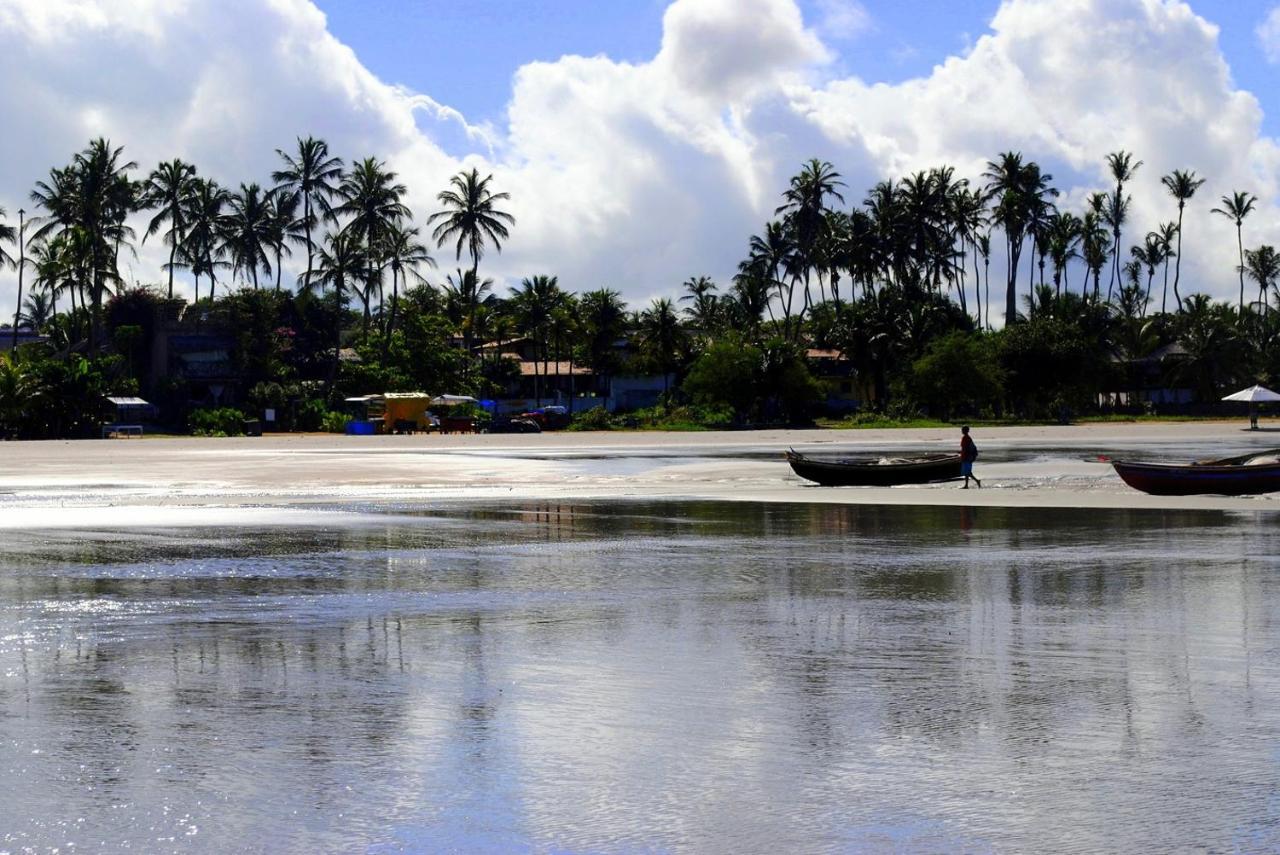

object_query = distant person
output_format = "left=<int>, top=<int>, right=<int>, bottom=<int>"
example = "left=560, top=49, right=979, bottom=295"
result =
left=960, top=425, right=981, bottom=489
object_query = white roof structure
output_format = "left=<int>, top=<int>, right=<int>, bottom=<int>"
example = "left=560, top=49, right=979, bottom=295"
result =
left=431, top=395, right=477, bottom=405
left=106, top=396, right=152, bottom=406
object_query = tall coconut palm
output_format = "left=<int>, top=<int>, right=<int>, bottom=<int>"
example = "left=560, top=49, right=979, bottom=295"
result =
left=429, top=168, right=514, bottom=289
left=1160, top=169, right=1205, bottom=312
left=272, top=137, right=344, bottom=290
left=510, top=274, right=563, bottom=405
left=20, top=288, right=53, bottom=331
left=637, top=297, right=685, bottom=396
left=444, top=267, right=493, bottom=355
left=0, top=208, right=16, bottom=344
left=976, top=231, right=992, bottom=330
left=334, top=157, right=410, bottom=333
left=1081, top=195, right=1111, bottom=301
left=580, top=288, right=628, bottom=381
left=306, top=230, right=366, bottom=390
left=776, top=159, right=845, bottom=318
left=1045, top=212, right=1082, bottom=296
left=984, top=152, right=1056, bottom=325
left=28, top=235, right=74, bottom=323
left=1105, top=150, right=1142, bottom=297
left=1101, top=189, right=1131, bottom=303
left=265, top=189, right=301, bottom=292
left=1211, top=191, right=1258, bottom=312
left=140, top=158, right=197, bottom=299
left=31, top=139, right=138, bottom=348
left=1130, top=234, right=1165, bottom=318
left=1243, top=245, right=1280, bottom=316
left=1153, top=222, right=1179, bottom=314
left=181, top=178, right=230, bottom=303
left=382, top=223, right=434, bottom=345
left=679, top=275, right=721, bottom=332
left=222, top=183, right=274, bottom=289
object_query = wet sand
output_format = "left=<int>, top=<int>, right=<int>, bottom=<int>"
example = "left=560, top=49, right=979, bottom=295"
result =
left=3, top=421, right=1279, bottom=518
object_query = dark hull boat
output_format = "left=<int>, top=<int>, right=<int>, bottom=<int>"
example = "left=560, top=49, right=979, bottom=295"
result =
left=1112, top=450, right=1280, bottom=496
left=785, top=450, right=962, bottom=487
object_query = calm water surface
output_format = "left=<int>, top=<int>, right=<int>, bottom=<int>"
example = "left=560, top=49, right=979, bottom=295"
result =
left=2, top=501, right=1280, bottom=853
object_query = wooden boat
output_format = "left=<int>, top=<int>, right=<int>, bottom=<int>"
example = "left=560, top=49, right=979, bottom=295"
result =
left=1111, top=449, right=1280, bottom=496
left=785, top=449, right=962, bottom=487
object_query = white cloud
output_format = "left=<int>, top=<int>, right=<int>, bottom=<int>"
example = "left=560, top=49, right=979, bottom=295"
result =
left=1259, top=6, right=1280, bottom=64
left=814, top=0, right=872, bottom=39
left=0, top=0, right=1279, bottom=317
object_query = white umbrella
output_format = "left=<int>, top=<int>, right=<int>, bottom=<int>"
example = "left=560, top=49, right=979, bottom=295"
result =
left=1222, top=385, right=1280, bottom=430
left=1222, top=385, right=1280, bottom=402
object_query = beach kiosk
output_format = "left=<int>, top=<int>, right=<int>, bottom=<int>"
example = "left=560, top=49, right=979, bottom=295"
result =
left=343, top=392, right=438, bottom=434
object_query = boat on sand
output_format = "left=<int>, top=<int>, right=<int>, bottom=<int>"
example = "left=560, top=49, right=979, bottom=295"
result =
left=785, top=449, right=962, bottom=487
left=1111, top=449, right=1280, bottom=496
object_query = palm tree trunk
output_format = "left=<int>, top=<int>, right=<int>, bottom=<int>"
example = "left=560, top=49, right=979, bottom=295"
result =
left=1160, top=258, right=1170, bottom=314
left=1005, top=233, right=1019, bottom=326
left=275, top=246, right=283, bottom=292
left=972, top=244, right=982, bottom=327
left=1237, top=224, right=1246, bottom=312
left=167, top=241, right=177, bottom=300
left=304, top=195, right=314, bottom=291
left=1172, top=205, right=1185, bottom=312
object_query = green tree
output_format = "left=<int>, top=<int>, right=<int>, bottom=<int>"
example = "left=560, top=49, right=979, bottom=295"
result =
left=272, top=136, right=344, bottom=290
left=428, top=167, right=514, bottom=289
left=1160, top=169, right=1205, bottom=311
left=140, top=158, right=198, bottom=299
left=1212, top=191, right=1258, bottom=312
left=222, top=183, right=274, bottom=290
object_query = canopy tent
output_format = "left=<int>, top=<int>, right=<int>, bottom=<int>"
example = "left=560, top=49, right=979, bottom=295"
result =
left=430, top=395, right=478, bottom=406
left=1222, top=385, right=1280, bottom=430
left=1222, top=385, right=1280, bottom=402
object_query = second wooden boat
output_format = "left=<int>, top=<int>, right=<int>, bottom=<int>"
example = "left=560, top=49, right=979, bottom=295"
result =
left=1112, top=449, right=1280, bottom=496
left=785, top=450, right=962, bottom=487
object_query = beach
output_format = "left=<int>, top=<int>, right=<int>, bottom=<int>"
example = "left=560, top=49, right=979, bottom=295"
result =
left=2, top=420, right=1278, bottom=518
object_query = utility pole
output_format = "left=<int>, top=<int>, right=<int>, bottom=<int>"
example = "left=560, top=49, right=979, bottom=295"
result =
left=11, top=208, right=24, bottom=350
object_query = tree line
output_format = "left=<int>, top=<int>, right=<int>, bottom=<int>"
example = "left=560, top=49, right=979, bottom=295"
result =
left=0, top=137, right=1276, bottom=438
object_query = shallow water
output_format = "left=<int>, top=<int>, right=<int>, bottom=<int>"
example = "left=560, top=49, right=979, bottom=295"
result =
left=3, top=501, right=1280, bottom=852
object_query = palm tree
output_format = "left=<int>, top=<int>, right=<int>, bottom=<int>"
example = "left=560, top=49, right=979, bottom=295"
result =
left=222, top=183, right=274, bottom=289
left=0, top=208, right=16, bottom=342
left=382, top=223, right=434, bottom=344
left=1045, top=212, right=1082, bottom=297
left=1243, top=245, right=1280, bottom=316
left=31, top=139, right=138, bottom=348
left=334, top=157, right=411, bottom=334
left=1105, top=150, right=1142, bottom=297
left=306, top=230, right=366, bottom=390
left=265, top=189, right=301, bottom=292
left=444, top=267, right=493, bottom=356
left=976, top=231, right=992, bottom=330
left=272, top=137, right=344, bottom=290
left=1081, top=196, right=1111, bottom=301
left=984, top=152, right=1057, bottom=325
left=1160, top=169, right=1205, bottom=311
left=28, top=235, right=74, bottom=323
left=776, top=159, right=845, bottom=318
left=637, top=297, right=685, bottom=396
left=510, top=275, right=562, bottom=405
left=1153, top=222, right=1178, bottom=314
left=140, top=158, right=197, bottom=299
left=1130, top=234, right=1165, bottom=317
left=182, top=178, right=230, bottom=303
left=428, top=168, right=514, bottom=288
left=1211, top=191, right=1258, bottom=312
left=20, top=287, right=53, bottom=331
left=580, top=288, right=628, bottom=384
left=679, top=275, right=721, bottom=332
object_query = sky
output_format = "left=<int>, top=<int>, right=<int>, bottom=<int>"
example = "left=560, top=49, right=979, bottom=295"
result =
left=5, top=0, right=1280, bottom=316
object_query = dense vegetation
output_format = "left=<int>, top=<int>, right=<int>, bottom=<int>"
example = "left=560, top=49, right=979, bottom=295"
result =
left=0, top=137, right=1275, bottom=438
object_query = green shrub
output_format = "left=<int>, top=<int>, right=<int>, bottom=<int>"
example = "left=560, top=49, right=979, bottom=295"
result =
left=321, top=411, right=348, bottom=433
left=569, top=407, right=618, bottom=431
left=189, top=407, right=246, bottom=437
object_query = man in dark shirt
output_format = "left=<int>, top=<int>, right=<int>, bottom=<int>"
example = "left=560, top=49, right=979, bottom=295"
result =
left=960, top=425, right=981, bottom=489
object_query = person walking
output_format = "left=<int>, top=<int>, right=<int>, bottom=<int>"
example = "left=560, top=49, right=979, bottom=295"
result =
left=960, top=425, right=981, bottom=489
